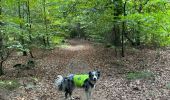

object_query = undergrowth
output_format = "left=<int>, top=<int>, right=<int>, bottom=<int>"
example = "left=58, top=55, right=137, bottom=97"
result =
left=0, top=80, right=20, bottom=90
left=126, top=70, right=154, bottom=80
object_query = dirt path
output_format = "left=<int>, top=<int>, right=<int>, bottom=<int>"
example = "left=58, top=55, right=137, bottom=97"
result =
left=0, top=39, right=170, bottom=100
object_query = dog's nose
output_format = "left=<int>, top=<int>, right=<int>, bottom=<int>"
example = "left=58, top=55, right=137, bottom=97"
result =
left=93, top=78, right=97, bottom=81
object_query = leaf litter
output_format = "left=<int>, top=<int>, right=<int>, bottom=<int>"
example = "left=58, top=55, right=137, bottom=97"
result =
left=0, top=39, right=170, bottom=100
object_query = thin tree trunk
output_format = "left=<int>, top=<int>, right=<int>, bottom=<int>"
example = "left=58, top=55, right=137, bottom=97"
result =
left=43, top=36, right=46, bottom=47
left=77, top=23, right=81, bottom=38
left=0, top=0, right=4, bottom=75
left=111, top=0, right=123, bottom=57
left=26, top=0, right=34, bottom=58
left=0, top=38, right=4, bottom=75
left=43, top=0, right=49, bottom=47
left=0, top=62, right=4, bottom=75
left=121, top=1, right=127, bottom=57
left=47, top=37, right=50, bottom=46
left=113, top=0, right=123, bottom=47
left=26, top=0, right=32, bottom=41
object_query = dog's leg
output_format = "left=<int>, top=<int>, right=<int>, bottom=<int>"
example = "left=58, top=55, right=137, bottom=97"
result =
left=85, top=91, right=90, bottom=100
left=85, top=87, right=93, bottom=100
left=88, top=90, right=92, bottom=100
left=69, top=80, right=75, bottom=100
left=65, top=92, right=68, bottom=100
left=69, top=95, right=74, bottom=100
left=69, top=96, right=74, bottom=100
left=84, top=84, right=91, bottom=100
left=68, top=92, right=74, bottom=100
left=88, top=87, right=92, bottom=100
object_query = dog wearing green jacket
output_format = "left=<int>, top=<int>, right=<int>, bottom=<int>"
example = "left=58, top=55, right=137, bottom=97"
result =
left=55, top=71, right=100, bottom=100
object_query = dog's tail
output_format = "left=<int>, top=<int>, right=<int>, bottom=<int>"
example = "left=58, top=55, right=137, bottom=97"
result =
left=55, top=75, right=64, bottom=87
left=55, top=75, right=64, bottom=91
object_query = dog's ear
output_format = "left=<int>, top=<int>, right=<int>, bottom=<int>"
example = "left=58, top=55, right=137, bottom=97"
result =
left=89, top=71, right=92, bottom=76
left=97, top=71, right=100, bottom=78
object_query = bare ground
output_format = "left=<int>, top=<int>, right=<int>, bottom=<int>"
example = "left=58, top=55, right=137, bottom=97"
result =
left=0, top=39, right=170, bottom=100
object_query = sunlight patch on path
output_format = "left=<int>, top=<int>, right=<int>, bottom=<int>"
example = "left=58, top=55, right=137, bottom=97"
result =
left=59, top=44, right=93, bottom=51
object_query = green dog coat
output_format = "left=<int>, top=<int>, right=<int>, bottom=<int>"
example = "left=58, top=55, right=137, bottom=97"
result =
left=72, top=74, right=89, bottom=87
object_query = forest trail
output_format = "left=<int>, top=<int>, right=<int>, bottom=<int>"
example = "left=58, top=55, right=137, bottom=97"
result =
left=0, top=39, right=170, bottom=100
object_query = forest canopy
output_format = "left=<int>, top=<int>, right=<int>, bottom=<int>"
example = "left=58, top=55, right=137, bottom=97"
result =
left=0, top=0, right=170, bottom=53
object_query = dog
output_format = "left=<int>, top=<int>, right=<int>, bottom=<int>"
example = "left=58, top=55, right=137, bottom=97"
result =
left=55, top=71, right=100, bottom=100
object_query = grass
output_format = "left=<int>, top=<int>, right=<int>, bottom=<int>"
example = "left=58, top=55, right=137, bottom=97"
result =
left=126, top=70, right=154, bottom=80
left=0, top=80, right=20, bottom=90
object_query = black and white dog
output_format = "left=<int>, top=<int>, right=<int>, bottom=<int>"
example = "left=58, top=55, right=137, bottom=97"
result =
left=55, top=71, right=100, bottom=100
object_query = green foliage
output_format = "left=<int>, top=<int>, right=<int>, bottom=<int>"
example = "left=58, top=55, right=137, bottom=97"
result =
left=126, top=71, right=154, bottom=80
left=8, top=42, right=29, bottom=52
left=1, top=0, right=170, bottom=53
left=88, top=34, right=103, bottom=42
left=124, top=0, right=170, bottom=47
left=0, top=80, right=20, bottom=90
left=51, top=36, right=64, bottom=44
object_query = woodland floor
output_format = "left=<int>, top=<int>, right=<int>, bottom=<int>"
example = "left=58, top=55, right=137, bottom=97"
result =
left=0, top=39, right=170, bottom=100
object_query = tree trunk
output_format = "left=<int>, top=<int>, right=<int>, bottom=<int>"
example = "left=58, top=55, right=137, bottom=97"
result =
left=0, top=0, right=4, bottom=75
left=47, top=37, right=50, bottom=46
left=26, top=0, right=34, bottom=58
left=0, top=38, right=4, bottom=75
left=77, top=23, right=81, bottom=38
left=113, top=25, right=121, bottom=47
left=110, top=0, right=123, bottom=57
left=43, top=36, right=46, bottom=47
left=26, top=0, right=32, bottom=41
left=43, top=0, right=49, bottom=47
left=0, top=61, right=4, bottom=75
left=113, top=0, right=123, bottom=47
left=136, top=1, right=142, bottom=46
left=121, top=1, right=127, bottom=57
